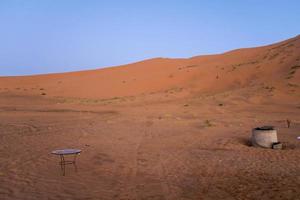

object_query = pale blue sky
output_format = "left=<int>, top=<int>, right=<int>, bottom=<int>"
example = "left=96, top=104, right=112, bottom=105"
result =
left=0, top=0, right=299, bottom=76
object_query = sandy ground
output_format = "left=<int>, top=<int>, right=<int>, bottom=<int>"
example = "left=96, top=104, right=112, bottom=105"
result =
left=0, top=88, right=299, bottom=200
left=0, top=35, right=300, bottom=200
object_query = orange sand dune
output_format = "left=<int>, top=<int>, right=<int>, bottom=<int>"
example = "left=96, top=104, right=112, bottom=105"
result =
left=1, top=35, right=299, bottom=99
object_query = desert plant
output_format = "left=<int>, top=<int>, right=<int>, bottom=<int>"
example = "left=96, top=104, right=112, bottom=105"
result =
left=204, top=119, right=213, bottom=127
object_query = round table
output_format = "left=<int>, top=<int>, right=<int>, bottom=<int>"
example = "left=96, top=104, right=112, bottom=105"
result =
left=51, top=149, right=81, bottom=175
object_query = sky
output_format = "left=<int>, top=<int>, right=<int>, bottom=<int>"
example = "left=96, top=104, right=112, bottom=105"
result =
left=0, top=0, right=300, bottom=76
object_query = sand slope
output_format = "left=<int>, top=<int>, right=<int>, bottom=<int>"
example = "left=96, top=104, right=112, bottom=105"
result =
left=0, top=35, right=299, bottom=99
left=0, top=35, right=300, bottom=200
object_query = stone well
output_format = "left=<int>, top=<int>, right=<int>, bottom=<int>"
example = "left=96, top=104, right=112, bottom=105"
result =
left=251, top=126, right=278, bottom=148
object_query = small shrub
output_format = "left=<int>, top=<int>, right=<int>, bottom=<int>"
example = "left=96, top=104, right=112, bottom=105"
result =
left=287, top=83, right=298, bottom=87
left=291, top=65, right=300, bottom=70
left=204, top=120, right=213, bottom=127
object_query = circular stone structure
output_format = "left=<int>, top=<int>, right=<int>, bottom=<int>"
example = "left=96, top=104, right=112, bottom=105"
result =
left=251, top=126, right=278, bottom=148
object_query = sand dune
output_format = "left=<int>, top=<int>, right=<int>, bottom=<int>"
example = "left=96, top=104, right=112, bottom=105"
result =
left=1, top=35, right=299, bottom=100
left=0, top=35, right=300, bottom=200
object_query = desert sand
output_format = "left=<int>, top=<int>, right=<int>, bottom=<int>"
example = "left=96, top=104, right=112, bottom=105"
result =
left=0, top=35, right=300, bottom=200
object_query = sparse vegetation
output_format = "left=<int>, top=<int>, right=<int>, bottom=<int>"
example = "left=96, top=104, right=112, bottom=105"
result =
left=185, top=65, right=198, bottom=68
left=289, top=70, right=296, bottom=75
left=55, top=96, right=123, bottom=105
left=287, top=83, right=299, bottom=87
left=268, top=52, right=280, bottom=60
left=165, top=87, right=183, bottom=94
left=286, top=65, right=300, bottom=79
left=204, top=119, right=214, bottom=127
left=264, top=86, right=275, bottom=92
left=229, top=60, right=259, bottom=70
left=291, top=65, right=300, bottom=70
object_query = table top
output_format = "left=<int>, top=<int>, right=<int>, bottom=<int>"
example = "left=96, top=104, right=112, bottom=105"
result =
left=51, top=149, right=82, bottom=155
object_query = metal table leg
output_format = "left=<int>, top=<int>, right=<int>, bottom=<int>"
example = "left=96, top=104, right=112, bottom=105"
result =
left=59, top=153, right=79, bottom=176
